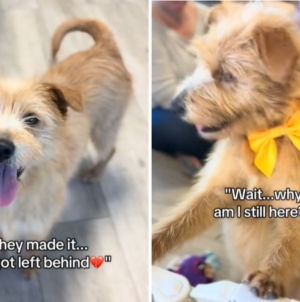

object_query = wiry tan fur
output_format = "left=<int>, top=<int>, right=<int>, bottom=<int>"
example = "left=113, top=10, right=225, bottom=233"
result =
left=46, top=19, right=132, bottom=180
left=0, top=19, right=132, bottom=277
left=153, top=3, right=300, bottom=299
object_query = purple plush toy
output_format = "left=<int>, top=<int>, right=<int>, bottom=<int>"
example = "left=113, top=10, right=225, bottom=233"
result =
left=167, top=253, right=219, bottom=287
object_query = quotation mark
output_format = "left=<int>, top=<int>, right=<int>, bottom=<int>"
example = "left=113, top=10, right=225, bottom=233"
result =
left=225, top=188, right=231, bottom=194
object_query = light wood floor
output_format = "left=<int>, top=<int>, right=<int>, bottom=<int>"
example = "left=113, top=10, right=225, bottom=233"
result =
left=0, top=0, right=148, bottom=301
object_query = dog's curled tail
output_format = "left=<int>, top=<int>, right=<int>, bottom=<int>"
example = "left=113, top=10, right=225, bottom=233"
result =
left=51, top=18, right=112, bottom=60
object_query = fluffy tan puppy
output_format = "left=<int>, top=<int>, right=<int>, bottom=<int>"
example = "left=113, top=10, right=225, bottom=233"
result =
left=0, top=19, right=131, bottom=277
left=152, top=3, right=300, bottom=299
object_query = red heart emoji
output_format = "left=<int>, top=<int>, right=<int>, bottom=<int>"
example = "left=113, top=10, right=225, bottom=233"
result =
left=90, top=256, right=104, bottom=269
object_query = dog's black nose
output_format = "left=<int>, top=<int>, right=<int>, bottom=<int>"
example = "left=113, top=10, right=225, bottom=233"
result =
left=0, top=139, right=15, bottom=162
left=171, top=89, right=188, bottom=116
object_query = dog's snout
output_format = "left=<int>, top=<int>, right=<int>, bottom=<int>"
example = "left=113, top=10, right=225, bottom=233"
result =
left=0, top=139, right=15, bottom=162
left=171, top=89, right=188, bottom=116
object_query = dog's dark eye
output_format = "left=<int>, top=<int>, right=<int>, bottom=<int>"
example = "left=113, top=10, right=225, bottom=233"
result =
left=24, top=116, right=39, bottom=126
left=222, top=72, right=235, bottom=83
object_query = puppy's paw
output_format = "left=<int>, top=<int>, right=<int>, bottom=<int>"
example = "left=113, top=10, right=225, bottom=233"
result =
left=243, top=270, right=285, bottom=299
left=22, top=267, right=38, bottom=280
left=80, top=170, right=101, bottom=183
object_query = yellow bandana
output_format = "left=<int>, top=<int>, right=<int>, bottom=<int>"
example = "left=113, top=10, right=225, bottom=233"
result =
left=248, top=107, right=300, bottom=178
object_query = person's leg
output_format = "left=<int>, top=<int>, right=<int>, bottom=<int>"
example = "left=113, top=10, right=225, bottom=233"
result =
left=152, top=107, right=213, bottom=161
left=152, top=107, right=174, bottom=155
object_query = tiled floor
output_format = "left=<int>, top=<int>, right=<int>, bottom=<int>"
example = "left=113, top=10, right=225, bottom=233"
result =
left=0, top=0, right=148, bottom=301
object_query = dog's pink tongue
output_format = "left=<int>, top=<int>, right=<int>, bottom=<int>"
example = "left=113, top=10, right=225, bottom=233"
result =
left=0, top=164, right=18, bottom=207
left=196, top=125, right=203, bottom=132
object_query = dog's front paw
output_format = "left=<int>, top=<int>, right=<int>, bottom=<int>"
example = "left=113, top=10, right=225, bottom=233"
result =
left=80, top=170, right=100, bottom=182
left=22, top=267, right=38, bottom=280
left=243, top=270, right=285, bottom=300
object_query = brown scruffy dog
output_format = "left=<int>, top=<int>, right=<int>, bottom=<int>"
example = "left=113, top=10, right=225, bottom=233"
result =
left=0, top=19, right=131, bottom=277
left=152, top=3, right=300, bottom=300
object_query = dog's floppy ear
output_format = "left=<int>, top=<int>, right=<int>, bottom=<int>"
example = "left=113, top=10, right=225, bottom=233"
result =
left=42, top=83, right=84, bottom=115
left=208, top=4, right=228, bottom=26
left=208, top=2, right=243, bottom=26
left=253, top=26, right=299, bottom=84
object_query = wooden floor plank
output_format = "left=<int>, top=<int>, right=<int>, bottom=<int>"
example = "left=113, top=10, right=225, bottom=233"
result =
left=0, top=265, right=43, bottom=302
left=99, top=101, right=149, bottom=301
left=0, top=11, right=48, bottom=78
left=39, top=218, right=140, bottom=302
left=60, top=178, right=109, bottom=223
left=0, top=0, right=39, bottom=11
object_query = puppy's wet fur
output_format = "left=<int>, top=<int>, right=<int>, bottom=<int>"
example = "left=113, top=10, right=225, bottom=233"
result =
left=153, top=3, right=300, bottom=299
left=0, top=19, right=131, bottom=276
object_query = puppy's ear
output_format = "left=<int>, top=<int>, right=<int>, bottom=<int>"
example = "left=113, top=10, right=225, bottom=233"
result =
left=208, top=2, right=243, bottom=26
left=42, top=83, right=84, bottom=115
left=208, top=4, right=228, bottom=26
left=254, top=26, right=299, bottom=84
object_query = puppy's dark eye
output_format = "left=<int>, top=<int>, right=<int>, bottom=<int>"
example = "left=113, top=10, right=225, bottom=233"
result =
left=222, top=72, right=235, bottom=83
left=24, top=116, right=39, bottom=126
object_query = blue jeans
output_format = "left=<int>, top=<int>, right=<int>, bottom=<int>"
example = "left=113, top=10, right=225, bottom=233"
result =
left=152, top=107, right=213, bottom=160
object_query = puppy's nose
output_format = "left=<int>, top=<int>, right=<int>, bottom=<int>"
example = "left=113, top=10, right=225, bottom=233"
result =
left=171, top=89, right=188, bottom=116
left=0, top=139, right=15, bottom=162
